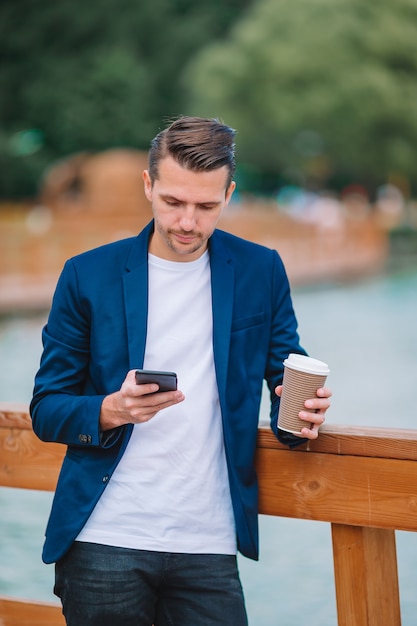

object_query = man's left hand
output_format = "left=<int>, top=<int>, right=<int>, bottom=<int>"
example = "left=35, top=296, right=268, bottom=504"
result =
left=274, top=385, right=332, bottom=439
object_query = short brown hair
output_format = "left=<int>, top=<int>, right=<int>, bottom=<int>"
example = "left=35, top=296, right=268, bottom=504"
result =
left=148, top=116, right=236, bottom=188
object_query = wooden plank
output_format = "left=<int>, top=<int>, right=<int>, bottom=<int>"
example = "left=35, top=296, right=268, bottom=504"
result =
left=3, top=405, right=417, bottom=461
left=0, top=404, right=32, bottom=429
left=256, top=447, right=417, bottom=531
left=257, top=422, right=417, bottom=461
left=0, top=426, right=63, bottom=491
left=3, top=406, right=417, bottom=453
left=1, top=406, right=417, bottom=529
left=331, top=524, right=401, bottom=626
left=0, top=597, right=65, bottom=626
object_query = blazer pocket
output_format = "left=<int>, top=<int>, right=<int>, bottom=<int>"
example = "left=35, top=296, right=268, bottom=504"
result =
left=231, top=312, right=265, bottom=332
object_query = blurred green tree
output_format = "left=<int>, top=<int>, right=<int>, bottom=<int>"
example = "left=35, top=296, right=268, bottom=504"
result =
left=184, top=0, right=417, bottom=195
left=0, top=0, right=252, bottom=198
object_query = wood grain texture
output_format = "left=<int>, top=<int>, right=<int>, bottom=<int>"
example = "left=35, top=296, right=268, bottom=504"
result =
left=256, top=447, right=417, bottom=530
left=0, top=597, right=64, bottom=626
left=331, top=525, right=401, bottom=626
left=0, top=404, right=32, bottom=429
left=257, top=421, right=417, bottom=461
left=0, top=418, right=63, bottom=490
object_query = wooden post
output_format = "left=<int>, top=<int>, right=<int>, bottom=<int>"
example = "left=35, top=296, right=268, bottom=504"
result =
left=331, top=524, right=401, bottom=626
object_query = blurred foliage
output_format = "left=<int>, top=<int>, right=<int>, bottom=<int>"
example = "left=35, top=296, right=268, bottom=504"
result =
left=184, top=0, right=417, bottom=195
left=0, top=0, right=252, bottom=198
left=1, top=0, right=417, bottom=199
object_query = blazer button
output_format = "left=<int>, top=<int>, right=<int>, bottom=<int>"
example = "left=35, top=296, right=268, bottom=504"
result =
left=78, top=434, right=92, bottom=444
left=102, top=475, right=109, bottom=483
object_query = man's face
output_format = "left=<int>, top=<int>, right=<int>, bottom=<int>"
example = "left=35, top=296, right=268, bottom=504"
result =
left=143, top=156, right=235, bottom=262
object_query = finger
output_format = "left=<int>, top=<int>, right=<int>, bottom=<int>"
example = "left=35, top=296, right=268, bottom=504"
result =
left=128, top=392, right=184, bottom=422
left=152, top=389, right=184, bottom=403
left=291, top=422, right=320, bottom=439
left=121, top=370, right=158, bottom=398
left=304, top=397, right=331, bottom=412
left=274, top=385, right=283, bottom=397
left=299, top=410, right=325, bottom=427
left=126, top=369, right=138, bottom=382
left=317, top=386, right=332, bottom=398
left=300, top=425, right=320, bottom=439
left=133, top=390, right=185, bottom=411
left=146, top=391, right=184, bottom=409
left=134, top=382, right=161, bottom=396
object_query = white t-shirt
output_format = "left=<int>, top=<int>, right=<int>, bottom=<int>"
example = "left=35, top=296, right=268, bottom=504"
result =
left=77, top=251, right=236, bottom=555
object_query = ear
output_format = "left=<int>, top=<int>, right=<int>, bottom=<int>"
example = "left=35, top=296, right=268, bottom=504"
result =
left=142, top=170, right=153, bottom=202
left=225, top=181, right=236, bottom=206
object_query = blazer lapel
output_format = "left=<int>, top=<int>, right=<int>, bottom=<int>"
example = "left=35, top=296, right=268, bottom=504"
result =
left=209, top=231, right=235, bottom=403
left=123, top=222, right=153, bottom=369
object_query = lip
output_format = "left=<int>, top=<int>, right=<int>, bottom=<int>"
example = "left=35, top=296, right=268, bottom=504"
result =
left=173, top=233, right=197, bottom=244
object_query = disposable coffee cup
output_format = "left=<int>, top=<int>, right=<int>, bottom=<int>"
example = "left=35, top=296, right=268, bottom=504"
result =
left=278, top=353, right=330, bottom=435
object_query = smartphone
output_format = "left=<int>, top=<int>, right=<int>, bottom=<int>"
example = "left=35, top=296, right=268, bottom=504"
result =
left=135, top=369, right=178, bottom=392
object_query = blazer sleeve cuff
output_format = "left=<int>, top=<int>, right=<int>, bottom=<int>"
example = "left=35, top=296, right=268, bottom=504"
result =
left=277, top=428, right=308, bottom=449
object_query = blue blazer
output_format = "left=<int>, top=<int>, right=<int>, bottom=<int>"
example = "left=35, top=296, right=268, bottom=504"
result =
left=31, top=221, right=305, bottom=564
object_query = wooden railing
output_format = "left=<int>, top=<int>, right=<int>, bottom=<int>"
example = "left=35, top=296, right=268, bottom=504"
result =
left=1, top=402, right=417, bottom=625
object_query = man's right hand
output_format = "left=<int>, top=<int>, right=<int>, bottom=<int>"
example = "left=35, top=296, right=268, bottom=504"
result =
left=99, top=369, right=185, bottom=431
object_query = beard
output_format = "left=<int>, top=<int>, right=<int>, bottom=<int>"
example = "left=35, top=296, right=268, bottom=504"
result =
left=154, top=220, right=209, bottom=258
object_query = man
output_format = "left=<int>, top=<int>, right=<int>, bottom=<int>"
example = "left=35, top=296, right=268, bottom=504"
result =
left=31, top=116, right=331, bottom=626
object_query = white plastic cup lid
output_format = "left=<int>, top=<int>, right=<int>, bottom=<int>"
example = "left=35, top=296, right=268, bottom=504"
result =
left=283, top=353, right=330, bottom=375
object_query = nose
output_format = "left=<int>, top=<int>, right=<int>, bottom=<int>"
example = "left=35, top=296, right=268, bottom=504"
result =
left=179, top=206, right=196, bottom=231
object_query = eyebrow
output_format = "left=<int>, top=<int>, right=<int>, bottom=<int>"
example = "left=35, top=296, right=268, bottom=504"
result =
left=160, top=194, right=183, bottom=203
left=160, top=193, right=221, bottom=207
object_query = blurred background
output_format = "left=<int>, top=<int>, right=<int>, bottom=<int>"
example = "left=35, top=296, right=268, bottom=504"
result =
left=1, top=0, right=417, bottom=624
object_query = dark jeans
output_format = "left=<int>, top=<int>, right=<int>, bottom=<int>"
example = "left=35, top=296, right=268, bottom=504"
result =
left=54, top=542, right=248, bottom=626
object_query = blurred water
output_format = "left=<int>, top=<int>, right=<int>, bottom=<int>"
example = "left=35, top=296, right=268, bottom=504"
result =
left=1, top=268, right=416, bottom=624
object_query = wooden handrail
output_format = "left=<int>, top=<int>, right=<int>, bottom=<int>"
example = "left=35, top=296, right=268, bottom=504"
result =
left=2, top=403, right=416, bottom=625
